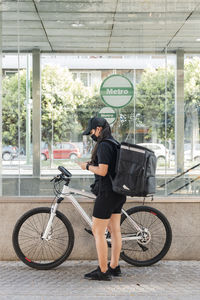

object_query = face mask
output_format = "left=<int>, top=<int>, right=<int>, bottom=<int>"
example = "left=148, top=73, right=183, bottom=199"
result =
left=91, top=134, right=98, bottom=142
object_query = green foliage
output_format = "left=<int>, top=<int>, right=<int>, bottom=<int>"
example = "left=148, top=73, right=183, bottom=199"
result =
left=2, top=57, right=200, bottom=148
left=2, top=70, right=28, bottom=145
left=76, top=84, right=104, bottom=130
left=41, top=65, right=103, bottom=147
left=184, top=57, right=200, bottom=109
left=2, top=65, right=98, bottom=148
left=135, top=66, right=175, bottom=142
left=41, top=65, right=80, bottom=146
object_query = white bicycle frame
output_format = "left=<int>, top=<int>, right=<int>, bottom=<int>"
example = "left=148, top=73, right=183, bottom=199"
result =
left=42, top=184, right=144, bottom=242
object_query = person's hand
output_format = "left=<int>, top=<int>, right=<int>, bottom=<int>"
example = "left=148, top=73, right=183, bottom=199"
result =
left=77, top=161, right=87, bottom=170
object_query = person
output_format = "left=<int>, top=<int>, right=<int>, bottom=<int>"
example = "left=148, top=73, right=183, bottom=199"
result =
left=78, top=117, right=126, bottom=281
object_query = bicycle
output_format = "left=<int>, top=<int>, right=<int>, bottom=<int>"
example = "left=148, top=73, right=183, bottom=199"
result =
left=12, top=166, right=172, bottom=270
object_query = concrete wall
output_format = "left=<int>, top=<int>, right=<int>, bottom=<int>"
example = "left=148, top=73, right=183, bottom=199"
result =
left=0, top=196, right=200, bottom=261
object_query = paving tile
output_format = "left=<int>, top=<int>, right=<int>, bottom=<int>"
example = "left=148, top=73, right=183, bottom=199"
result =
left=0, top=261, right=200, bottom=300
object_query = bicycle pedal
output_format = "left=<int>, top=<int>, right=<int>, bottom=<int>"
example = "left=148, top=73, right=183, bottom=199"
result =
left=84, top=228, right=93, bottom=236
left=138, top=243, right=148, bottom=251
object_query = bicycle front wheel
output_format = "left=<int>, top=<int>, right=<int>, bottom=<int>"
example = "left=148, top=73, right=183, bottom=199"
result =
left=12, top=207, right=74, bottom=270
left=120, top=206, right=172, bottom=267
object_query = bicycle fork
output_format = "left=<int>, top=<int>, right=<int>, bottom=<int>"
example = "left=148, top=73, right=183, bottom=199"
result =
left=42, top=203, right=58, bottom=241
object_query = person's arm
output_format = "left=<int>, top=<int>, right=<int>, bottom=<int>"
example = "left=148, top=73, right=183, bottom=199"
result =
left=78, top=162, right=108, bottom=176
left=88, top=163, right=108, bottom=176
left=78, top=141, right=112, bottom=176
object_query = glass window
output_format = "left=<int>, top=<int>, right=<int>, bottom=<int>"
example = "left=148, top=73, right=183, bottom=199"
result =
left=1, top=2, right=200, bottom=197
left=72, top=72, right=78, bottom=81
left=80, top=73, right=89, bottom=86
left=73, top=72, right=92, bottom=87
left=62, top=143, right=72, bottom=150
left=4, top=71, right=17, bottom=77
left=0, top=11, right=2, bottom=197
left=54, top=143, right=62, bottom=150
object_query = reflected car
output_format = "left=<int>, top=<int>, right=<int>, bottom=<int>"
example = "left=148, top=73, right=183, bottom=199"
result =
left=184, top=144, right=200, bottom=162
left=41, top=142, right=81, bottom=160
left=137, top=143, right=170, bottom=163
left=2, top=145, right=18, bottom=161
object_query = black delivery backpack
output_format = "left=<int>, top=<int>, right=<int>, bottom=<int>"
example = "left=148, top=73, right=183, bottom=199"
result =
left=105, top=140, right=157, bottom=197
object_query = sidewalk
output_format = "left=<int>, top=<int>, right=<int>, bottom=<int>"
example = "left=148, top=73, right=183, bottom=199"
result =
left=0, top=260, right=200, bottom=300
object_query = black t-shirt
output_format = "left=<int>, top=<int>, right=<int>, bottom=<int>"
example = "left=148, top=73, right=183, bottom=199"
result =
left=94, top=136, right=117, bottom=191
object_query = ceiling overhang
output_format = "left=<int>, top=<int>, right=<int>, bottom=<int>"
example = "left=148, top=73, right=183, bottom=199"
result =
left=1, top=0, right=200, bottom=54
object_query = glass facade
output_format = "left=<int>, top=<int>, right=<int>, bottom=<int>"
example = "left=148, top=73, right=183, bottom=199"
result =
left=0, top=0, right=2, bottom=196
left=1, top=1, right=200, bottom=197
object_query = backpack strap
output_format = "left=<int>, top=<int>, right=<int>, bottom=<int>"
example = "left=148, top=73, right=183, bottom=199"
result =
left=103, top=138, right=120, bottom=147
left=102, top=138, right=120, bottom=179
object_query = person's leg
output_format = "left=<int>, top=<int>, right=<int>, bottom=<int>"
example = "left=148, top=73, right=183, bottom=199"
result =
left=92, top=216, right=110, bottom=273
left=107, top=213, right=122, bottom=268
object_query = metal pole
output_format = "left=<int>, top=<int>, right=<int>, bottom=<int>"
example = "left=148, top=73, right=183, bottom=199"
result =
left=26, top=54, right=31, bottom=164
left=164, top=47, right=168, bottom=195
left=0, top=4, right=2, bottom=196
left=175, top=50, right=185, bottom=173
left=17, top=0, right=21, bottom=195
left=32, top=49, right=41, bottom=177
left=133, top=69, right=136, bottom=144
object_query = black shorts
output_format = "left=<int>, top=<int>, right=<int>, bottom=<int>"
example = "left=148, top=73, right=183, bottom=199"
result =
left=93, top=189, right=126, bottom=219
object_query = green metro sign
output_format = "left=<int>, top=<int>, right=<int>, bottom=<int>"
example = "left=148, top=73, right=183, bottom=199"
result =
left=98, top=107, right=116, bottom=125
left=100, top=74, right=134, bottom=108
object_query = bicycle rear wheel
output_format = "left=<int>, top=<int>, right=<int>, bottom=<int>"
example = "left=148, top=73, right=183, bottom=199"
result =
left=120, top=206, right=172, bottom=267
left=12, top=207, right=74, bottom=270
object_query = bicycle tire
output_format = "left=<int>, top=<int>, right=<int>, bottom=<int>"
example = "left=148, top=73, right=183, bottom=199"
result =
left=120, top=206, right=172, bottom=267
left=12, top=207, right=74, bottom=270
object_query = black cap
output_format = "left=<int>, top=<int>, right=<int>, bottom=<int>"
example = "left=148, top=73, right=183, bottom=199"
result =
left=82, top=117, right=107, bottom=135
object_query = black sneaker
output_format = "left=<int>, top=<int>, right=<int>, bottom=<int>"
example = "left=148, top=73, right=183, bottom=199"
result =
left=108, top=262, right=122, bottom=277
left=84, top=266, right=112, bottom=281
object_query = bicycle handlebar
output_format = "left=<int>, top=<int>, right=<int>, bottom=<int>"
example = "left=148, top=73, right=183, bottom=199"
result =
left=50, top=166, right=72, bottom=184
